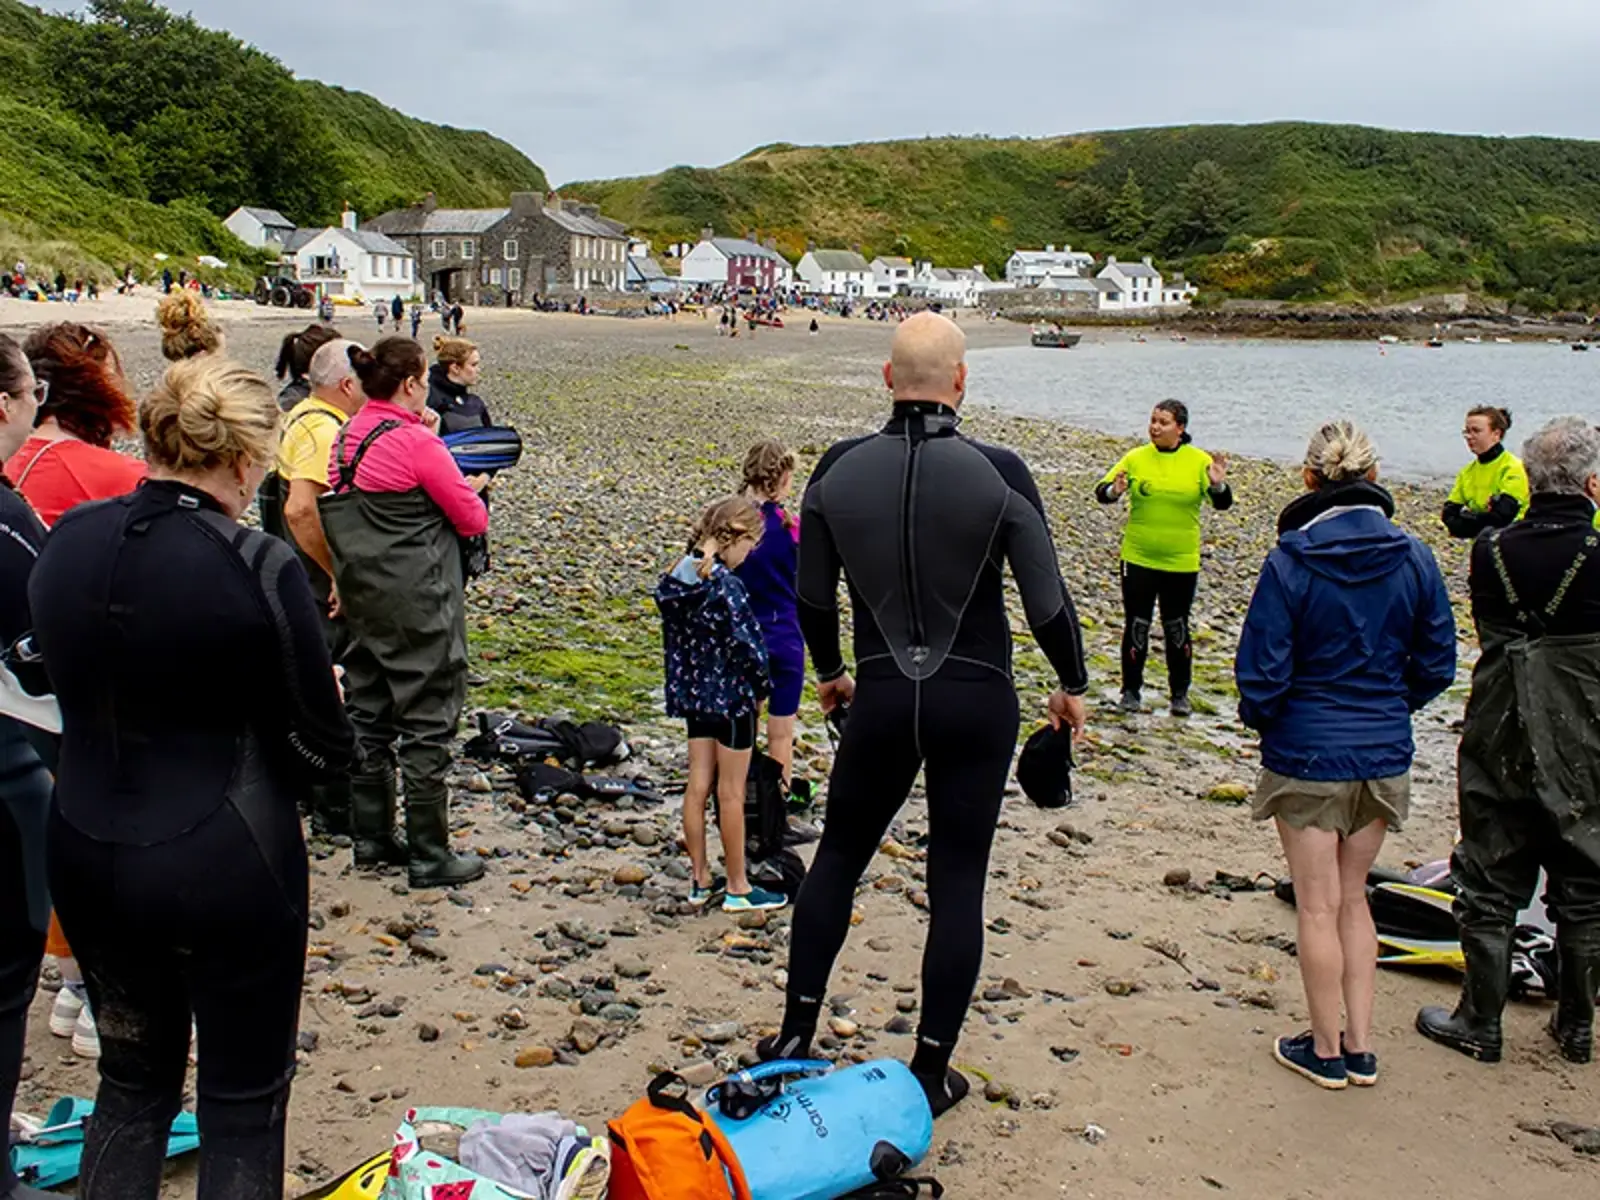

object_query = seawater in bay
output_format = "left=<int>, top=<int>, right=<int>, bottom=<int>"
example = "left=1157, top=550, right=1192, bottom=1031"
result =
left=968, top=337, right=1598, bottom=482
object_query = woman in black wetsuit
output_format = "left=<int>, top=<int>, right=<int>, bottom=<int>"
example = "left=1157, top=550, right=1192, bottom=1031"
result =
left=29, top=355, right=355, bottom=1199
left=0, top=334, right=53, bottom=1200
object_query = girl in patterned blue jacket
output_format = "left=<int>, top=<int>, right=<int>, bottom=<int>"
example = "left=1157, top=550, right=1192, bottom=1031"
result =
left=654, top=496, right=787, bottom=913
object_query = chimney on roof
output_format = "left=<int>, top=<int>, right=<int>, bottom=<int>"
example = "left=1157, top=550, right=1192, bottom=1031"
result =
left=578, top=203, right=599, bottom=219
left=422, top=191, right=438, bottom=214
left=701, top=226, right=714, bottom=243
left=1143, top=256, right=1154, bottom=266
left=763, top=236, right=776, bottom=251
left=745, top=229, right=757, bottom=243
left=1106, top=255, right=1118, bottom=264
left=806, top=239, right=815, bottom=252
left=510, top=191, right=540, bottom=217
left=1046, top=244, right=1055, bottom=253
left=341, top=205, right=358, bottom=232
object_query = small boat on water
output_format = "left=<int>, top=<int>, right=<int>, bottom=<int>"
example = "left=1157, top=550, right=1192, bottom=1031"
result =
left=1031, top=327, right=1083, bottom=349
left=1494, top=337, right=1513, bottom=344
left=1377, top=335, right=1400, bottom=345
left=1575, top=341, right=1592, bottom=352
left=1462, top=336, right=1482, bottom=345
left=1425, top=338, right=1445, bottom=348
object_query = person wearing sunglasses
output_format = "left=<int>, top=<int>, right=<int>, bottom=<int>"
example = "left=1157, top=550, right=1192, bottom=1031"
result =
left=5, top=323, right=146, bottom=529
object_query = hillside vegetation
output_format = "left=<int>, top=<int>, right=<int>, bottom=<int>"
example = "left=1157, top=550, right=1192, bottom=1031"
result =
left=0, top=0, right=546, bottom=284
left=567, top=124, right=1600, bottom=309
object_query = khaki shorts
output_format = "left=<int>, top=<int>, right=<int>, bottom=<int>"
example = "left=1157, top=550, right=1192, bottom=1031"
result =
left=1251, top=768, right=1410, bottom=835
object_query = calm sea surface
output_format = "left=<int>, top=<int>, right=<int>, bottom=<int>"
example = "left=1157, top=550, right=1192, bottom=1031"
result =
left=968, top=337, right=1598, bottom=482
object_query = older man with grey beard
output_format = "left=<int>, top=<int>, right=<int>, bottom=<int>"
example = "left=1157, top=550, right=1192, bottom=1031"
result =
left=1419, top=416, right=1600, bottom=1067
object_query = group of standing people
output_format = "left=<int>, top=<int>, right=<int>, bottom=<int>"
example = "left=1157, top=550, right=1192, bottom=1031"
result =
left=660, top=309, right=1598, bottom=1119
left=0, top=301, right=501, bottom=1196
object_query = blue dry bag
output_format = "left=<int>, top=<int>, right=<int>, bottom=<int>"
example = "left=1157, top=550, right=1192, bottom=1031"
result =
left=708, top=1060, right=933, bottom=1200
left=441, top=425, right=523, bottom=475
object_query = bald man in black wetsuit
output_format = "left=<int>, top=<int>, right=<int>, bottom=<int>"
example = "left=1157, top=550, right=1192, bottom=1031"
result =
left=761, top=313, right=1089, bottom=1116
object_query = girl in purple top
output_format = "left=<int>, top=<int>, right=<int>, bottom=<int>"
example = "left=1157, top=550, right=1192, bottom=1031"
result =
left=734, top=440, right=804, bottom=785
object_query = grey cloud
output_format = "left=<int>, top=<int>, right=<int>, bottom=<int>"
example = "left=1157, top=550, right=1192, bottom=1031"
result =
left=35, top=0, right=1600, bottom=184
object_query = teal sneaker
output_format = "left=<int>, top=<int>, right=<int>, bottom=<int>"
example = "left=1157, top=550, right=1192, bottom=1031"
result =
left=723, top=886, right=788, bottom=913
left=688, top=875, right=725, bottom=907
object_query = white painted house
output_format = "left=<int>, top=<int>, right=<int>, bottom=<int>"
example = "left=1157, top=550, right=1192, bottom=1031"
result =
left=868, top=256, right=915, bottom=298
left=1006, top=244, right=1096, bottom=287
left=223, top=206, right=296, bottom=251
left=1094, top=255, right=1193, bottom=311
left=285, top=212, right=416, bottom=304
left=912, top=262, right=991, bottom=307
left=795, top=249, right=871, bottom=297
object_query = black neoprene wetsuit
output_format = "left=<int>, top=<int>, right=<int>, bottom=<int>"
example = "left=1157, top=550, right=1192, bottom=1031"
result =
left=28, top=480, right=355, bottom=1199
left=779, top=401, right=1087, bottom=1083
left=0, top=478, right=50, bottom=1200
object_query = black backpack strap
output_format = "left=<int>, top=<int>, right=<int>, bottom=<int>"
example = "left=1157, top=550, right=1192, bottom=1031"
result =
left=331, top=419, right=404, bottom=493
left=843, top=1180, right=944, bottom=1199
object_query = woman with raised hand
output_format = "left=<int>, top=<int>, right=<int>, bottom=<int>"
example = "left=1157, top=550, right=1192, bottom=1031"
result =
left=1095, top=399, right=1232, bottom=716
left=1441, top=405, right=1529, bottom=538
left=1237, top=420, right=1455, bottom=1091
left=31, top=355, right=355, bottom=1197
left=323, top=337, right=489, bottom=888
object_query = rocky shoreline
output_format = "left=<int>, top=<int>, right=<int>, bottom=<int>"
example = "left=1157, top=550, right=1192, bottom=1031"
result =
left=14, top=308, right=1596, bottom=1199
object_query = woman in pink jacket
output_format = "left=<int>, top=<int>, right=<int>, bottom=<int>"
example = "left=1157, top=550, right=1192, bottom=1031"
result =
left=322, top=337, right=489, bottom=889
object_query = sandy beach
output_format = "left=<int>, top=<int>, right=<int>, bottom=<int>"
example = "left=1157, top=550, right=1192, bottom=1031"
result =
left=6, top=298, right=1597, bottom=1199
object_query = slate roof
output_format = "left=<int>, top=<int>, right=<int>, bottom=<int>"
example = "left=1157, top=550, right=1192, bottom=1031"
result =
left=1093, top=278, right=1122, bottom=293
left=809, top=249, right=869, bottom=272
left=1105, top=260, right=1160, bottom=279
left=285, top=227, right=413, bottom=257
left=1043, top=276, right=1099, bottom=293
left=627, top=256, right=668, bottom=280
left=1010, top=248, right=1094, bottom=264
left=708, top=237, right=785, bottom=262
left=874, top=256, right=913, bottom=269
left=545, top=207, right=628, bottom=239
left=242, top=206, right=295, bottom=229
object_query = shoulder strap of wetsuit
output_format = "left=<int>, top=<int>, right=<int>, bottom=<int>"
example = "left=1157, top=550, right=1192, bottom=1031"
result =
left=331, top=419, right=404, bottom=494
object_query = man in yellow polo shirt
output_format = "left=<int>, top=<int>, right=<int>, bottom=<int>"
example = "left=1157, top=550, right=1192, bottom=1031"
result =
left=279, top=338, right=364, bottom=834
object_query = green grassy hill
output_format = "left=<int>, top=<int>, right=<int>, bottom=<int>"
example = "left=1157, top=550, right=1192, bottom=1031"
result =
left=566, top=124, right=1600, bottom=309
left=0, top=0, right=546, bottom=287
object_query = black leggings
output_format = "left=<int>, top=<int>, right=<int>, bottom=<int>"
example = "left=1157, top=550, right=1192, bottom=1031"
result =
left=48, top=801, right=308, bottom=1200
left=786, top=668, right=1019, bottom=1045
left=1119, top=562, right=1198, bottom=698
left=0, top=720, right=51, bottom=1199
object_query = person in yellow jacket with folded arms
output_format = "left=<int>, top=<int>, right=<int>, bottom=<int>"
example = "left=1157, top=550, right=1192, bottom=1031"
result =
left=1096, top=400, right=1232, bottom=717
left=1441, top=406, right=1529, bottom=538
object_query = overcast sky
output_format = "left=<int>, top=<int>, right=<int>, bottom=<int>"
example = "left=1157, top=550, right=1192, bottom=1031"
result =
left=37, top=0, right=1600, bottom=184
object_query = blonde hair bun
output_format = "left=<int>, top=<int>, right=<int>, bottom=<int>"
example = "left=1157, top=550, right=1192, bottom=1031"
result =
left=141, top=357, right=279, bottom=473
left=1304, top=419, right=1379, bottom=483
left=155, top=290, right=223, bottom=361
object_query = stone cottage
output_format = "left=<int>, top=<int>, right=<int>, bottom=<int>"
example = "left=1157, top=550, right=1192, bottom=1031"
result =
left=367, top=192, right=629, bottom=306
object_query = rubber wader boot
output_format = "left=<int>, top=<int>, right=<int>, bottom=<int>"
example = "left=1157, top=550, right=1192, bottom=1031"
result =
left=1549, top=924, right=1600, bottom=1064
left=351, top=773, right=407, bottom=868
left=309, top=778, right=352, bottom=839
left=406, top=788, right=484, bottom=888
left=1416, top=924, right=1512, bottom=1063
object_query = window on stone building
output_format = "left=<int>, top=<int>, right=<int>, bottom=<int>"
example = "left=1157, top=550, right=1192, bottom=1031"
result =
left=490, top=268, right=503, bottom=285
left=431, top=239, right=446, bottom=259
left=504, top=239, right=519, bottom=260
left=462, top=240, right=475, bottom=259
left=508, top=268, right=522, bottom=291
